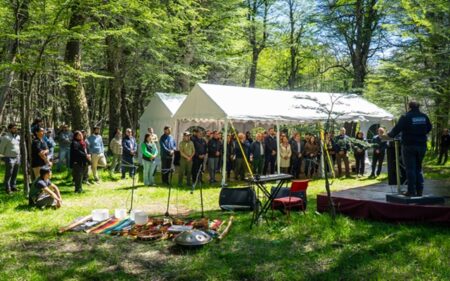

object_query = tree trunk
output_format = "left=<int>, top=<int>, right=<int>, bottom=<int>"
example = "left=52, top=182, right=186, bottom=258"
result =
left=121, top=86, right=132, bottom=132
left=0, top=0, right=30, bottom=122
left=248, top=48, right=259, bottom=88
left=64, top=0, right=89, bottom=132
left=106, top=36, right=122, bottom=141
left=19, top=72, right=32, bottom=198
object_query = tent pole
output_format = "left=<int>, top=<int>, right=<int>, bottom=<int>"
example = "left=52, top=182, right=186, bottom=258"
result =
left=221, top=118, right=228, bottom=187
left=319, top=122, right=325, bottom=178
left=276, top=120, right=280, bottom=174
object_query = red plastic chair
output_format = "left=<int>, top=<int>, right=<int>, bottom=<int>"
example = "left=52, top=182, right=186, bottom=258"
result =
left=272, top=180, right=309, bottom=219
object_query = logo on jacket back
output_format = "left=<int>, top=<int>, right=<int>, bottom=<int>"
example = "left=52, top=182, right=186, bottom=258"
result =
left=412, top=117, right=426, bottom=125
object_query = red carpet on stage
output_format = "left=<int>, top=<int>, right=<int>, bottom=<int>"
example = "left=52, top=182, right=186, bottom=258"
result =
left=316, top=180, right=450, bottom=224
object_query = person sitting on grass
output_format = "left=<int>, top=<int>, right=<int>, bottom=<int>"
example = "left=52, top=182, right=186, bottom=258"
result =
left=29, top=167, right=62, bottom=209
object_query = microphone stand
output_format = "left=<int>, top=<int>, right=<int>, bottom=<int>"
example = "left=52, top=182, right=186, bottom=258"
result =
left=122, top=160, right=139, bottom=213
left=163, top=167, right=175, bottom=219
left=191, top=163, right=205, bottom=218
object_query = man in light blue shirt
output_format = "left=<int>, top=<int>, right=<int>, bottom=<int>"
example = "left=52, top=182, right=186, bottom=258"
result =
left=87, top=127, right=107, bottom=182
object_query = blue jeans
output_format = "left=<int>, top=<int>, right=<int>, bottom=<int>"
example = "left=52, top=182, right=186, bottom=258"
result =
left=57, top=147, right=70, bottom=171
left=208, top=157, right=219, bottom=182
left=402, top=144, right=426, bottom=195
left=4, top=157, right=20, bottom=191
left=142, top=160, right=157, bottom=185
left=122, top=156, right=135, bottom=178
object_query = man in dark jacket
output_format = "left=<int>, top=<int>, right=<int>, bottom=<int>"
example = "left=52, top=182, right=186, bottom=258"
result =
left=191, top=129, right=207, bottom=183
left=387, top=101, right=432, bottom=196
left=263, top=128, right=277, bottom=175
left=122, top=128, right=137, bottom=180
left=207, top=131, right=222, bottom=183
left=289, top=132, right=303, bottom=179
left=250, top=133, right=265, bottom=175
left=159, top=126, right=176, bottom=185
left=438, top=128, right=449, bottom=165
left=234, top=133, right=251, bottom=180
left=369, top=127, right=388, bottom=178
left=334, top=128, right=351, bottom=178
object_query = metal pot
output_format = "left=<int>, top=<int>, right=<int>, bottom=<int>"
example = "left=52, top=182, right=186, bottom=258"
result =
left=174, top=229, right=212, bottom=247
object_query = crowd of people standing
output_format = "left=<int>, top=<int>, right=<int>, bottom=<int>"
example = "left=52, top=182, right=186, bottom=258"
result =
left=0, top=115, right=448, bottom=207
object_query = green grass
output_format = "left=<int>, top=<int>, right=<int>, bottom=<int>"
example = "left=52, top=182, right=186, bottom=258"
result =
left=0, top=164, right=449, bottom=281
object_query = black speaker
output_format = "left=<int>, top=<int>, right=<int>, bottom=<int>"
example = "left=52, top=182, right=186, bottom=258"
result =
left=219, top=187, right=256, bottom=211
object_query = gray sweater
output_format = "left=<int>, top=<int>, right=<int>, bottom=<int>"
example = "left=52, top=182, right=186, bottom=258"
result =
left=0, top=133, right=20, bottom=157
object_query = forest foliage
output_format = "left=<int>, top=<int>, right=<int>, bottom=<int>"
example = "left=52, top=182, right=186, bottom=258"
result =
left=0, top=0, right=448, bottom=142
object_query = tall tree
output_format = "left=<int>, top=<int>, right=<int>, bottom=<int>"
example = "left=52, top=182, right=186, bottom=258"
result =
left=64, top=0, right=89, bottom=131
left=322, top=0, right=386, bottom=93
left=246, top=0, right=272, bottom=88
left=0, top=0, right=29, bottom=122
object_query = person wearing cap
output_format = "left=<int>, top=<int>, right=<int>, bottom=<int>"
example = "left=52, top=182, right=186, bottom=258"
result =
left=159, top=126, right=176, bottom=185
left=56, top=124, right=73, bottom=171
left=29, top=167, right=62, bottom=208
left=387, top=101, right=432, bottom=197
left=0, top=123, right=21, bottom=194
left=31, top=127, right=51, bottom=177
left=141, top=133, right=158, bottom=186
left=44, top=129, right=56, bottom=161
left=178, top=131, right=195, bottom=187
left=87, top=126, right=107, bottom=182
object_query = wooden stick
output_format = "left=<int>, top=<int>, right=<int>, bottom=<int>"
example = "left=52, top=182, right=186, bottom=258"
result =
left=58, top=215, right=92, bottom=234
left=218, top=216, right=234, bottom=241
left=85, top=218, right=112, bottom=234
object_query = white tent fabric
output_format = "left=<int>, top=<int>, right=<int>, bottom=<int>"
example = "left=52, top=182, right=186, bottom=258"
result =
left=139, top=92, right=187, bottom=141
left=173, top=83, right=394, bottom=185
left=174, top=83, right=393, bottom=123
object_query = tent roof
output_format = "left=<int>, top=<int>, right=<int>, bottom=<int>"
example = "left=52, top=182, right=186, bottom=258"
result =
left=155, top=92, right=187, bottom=116
left=174, top=83, right=393, bottom=123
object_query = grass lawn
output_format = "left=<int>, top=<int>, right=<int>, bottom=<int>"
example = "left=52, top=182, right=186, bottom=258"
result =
left=0, top=162, right=449, bottom=281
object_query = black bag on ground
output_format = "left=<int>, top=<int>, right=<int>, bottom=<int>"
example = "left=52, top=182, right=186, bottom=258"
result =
left=219, top=187, right=256, bottom=211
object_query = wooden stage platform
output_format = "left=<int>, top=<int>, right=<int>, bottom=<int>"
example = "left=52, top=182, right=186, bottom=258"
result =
left=316, top=180, right=450, bottom=224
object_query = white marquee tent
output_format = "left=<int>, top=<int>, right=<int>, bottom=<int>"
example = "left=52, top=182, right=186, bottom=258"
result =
left=139, top=92, right=187, bottom=142
left=173, top=83, right=394, bottom=185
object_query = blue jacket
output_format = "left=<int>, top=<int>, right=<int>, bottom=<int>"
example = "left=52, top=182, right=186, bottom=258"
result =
left=388, top=109, right=432, bottom=146
left=371, top=135, right=387, bottom=152
left=122, top=136, right=137, bottom=159
left=250, top=141, right=265, bottom=159
left=44, top=135, right=56, bottom=149
left=87, top=134, right=104, bottom=154
left=159, top=134, right=176, bottom=158
left=191, top=136, right=207, bottom=156
left=235, top=140, right=250, bottom=159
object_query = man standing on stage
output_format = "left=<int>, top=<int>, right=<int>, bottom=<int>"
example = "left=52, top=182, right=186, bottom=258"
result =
left=387, top=101, right=432, bottom=197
